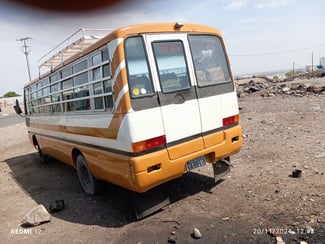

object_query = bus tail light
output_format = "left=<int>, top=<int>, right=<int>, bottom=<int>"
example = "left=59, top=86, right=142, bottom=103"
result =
left=223, top=114, right=239, bottom=127
left=132, top=135, right=166, bottom=153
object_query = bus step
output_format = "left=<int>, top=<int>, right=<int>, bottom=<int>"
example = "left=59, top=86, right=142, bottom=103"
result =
left=132, top=187, right=170, bottom=220
left=212, top=157, right=231, bottom=183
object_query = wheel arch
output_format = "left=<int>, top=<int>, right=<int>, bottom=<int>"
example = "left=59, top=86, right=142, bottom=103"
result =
left=32, top=134, right=38, bottom=148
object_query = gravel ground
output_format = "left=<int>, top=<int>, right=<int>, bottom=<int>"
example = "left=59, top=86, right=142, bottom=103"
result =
left=0, top=78, right=324, bottom=243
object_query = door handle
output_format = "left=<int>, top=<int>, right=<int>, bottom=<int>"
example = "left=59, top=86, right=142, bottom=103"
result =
left=173, top=94, right=185, bottom=104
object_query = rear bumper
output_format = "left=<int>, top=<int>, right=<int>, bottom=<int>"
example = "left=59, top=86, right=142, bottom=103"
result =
left=130, top=125, right=242, bottom=192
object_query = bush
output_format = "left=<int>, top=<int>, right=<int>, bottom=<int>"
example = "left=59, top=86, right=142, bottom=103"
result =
left=3, top=91, right=20, bottom=97
left=285, top=70, right=304, bottom=78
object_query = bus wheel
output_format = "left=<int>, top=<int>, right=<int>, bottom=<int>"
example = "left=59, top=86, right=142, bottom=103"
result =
left=76, top=155, right=104, bottom=196
left=34, top=140, right=49, bottom=163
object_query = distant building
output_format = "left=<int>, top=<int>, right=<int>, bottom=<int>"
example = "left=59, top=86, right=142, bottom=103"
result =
left=0, top=96, right=23, bottom=107
left=320, top=57, right=325, bottom=68
left=306, top=57, right=325, bottom=71
left=305, top=65, right=318, bottom=72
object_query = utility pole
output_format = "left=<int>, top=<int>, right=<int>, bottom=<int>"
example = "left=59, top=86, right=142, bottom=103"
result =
left=311, top=52, right=314, bottom=78
left=292, top=62, right=295, bottom=79
left=16, top=37, right=32, bottom=81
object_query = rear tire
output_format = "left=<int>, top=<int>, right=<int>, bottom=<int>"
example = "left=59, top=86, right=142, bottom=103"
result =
left=34, top=140, right=49, bottom=163
left=76, top=154, right=104, bottom=195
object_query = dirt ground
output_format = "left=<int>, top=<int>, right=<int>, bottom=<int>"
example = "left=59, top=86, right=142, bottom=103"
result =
left=0, top=78, right=324, bottom=244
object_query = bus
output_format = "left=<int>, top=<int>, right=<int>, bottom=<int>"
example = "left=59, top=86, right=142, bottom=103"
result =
left=17, top=22, right=242, bottom=217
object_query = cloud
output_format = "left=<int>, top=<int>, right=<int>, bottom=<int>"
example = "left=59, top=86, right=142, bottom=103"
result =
left=224, top=0, right=247, bottom=10
left=255, top=0, right=295, bottom=9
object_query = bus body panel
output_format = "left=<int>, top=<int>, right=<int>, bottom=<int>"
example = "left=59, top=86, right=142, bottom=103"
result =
left=130, top=125, right=242, bottom=192
left=80, top=147, right=134, bottom=190
left=32, top=134, right=75, bottom=166
left=30, top=133, right=136, bottom=190
left=117, top=107, right=165, bottom=148
left=199, top=91, right=239, bottom=134
left=30, top=123, right=242, bottom=193
left=159, top=99, right=203, bottom=144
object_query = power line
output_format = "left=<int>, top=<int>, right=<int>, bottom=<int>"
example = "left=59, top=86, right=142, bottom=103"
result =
left=229, top=43, right=325, bottom=57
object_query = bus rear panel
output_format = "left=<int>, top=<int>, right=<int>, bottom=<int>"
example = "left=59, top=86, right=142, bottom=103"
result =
left=120, top=30, right=242, bottom=192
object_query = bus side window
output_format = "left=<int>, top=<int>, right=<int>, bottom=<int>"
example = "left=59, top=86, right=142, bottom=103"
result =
left=103, top=80, right=113, bottom=110
left=93, top=79, right=113, bottom=111
left=125, top=36, right=154, bottom=98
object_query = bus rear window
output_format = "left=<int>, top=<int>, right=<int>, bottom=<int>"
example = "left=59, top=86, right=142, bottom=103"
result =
left=125, top=36, right=154, bottom=98
left=189, top=35, right=231, bottom=87
left=152, top=41, right=190, bottom=93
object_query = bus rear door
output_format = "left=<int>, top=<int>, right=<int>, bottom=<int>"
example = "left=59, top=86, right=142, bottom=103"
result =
left=145, top=34, right=204, bottom=161
left=187, top=34, right=238, bottom=147
left=145, top=33, right=238, bottom=162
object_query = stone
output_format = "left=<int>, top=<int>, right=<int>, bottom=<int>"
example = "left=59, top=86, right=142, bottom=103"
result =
left=21, top=204, right=51, bottom=227
left=291, top=169, right=302, bottom=178
left=49, top=200, right=65, bottom=213
left=192, top=228, right=202, bottom=239
left=282, top=87, right=290, bottom=92
left=249, top=86, right=260, bottom=92
left=308, top=86, right=324, bottom=93
left=262, top=92, right=275, bottom=97
left=168, top=234, right=177, bottom=243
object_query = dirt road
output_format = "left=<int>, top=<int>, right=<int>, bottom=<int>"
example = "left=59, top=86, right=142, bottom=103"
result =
left=0, top=80, right=324, bottom=243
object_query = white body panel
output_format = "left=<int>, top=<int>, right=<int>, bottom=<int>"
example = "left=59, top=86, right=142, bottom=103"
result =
left=28, top=113, right=131, bottom=152
left=159, top=100, right=202, bottom=143
left=118, top=107, right=165, bottom=144
left=29, top=126, right=131, bottom=152
left=145, top=34, right=203, bottom=144
left=29, top=113, right=112, bottom=128
left=199, top=91, right=239, bottom=132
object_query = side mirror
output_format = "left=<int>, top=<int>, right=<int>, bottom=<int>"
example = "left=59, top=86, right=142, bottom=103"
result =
left=14, top=99, right=23, bottom=115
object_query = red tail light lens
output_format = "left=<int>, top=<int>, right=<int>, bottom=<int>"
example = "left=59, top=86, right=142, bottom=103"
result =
left=132, top=135, right=166, bottom=153
left=223, top=114, right=239, bottom=127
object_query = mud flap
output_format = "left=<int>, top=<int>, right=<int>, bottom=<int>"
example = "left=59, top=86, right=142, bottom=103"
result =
left=212, top=157, right=231, bottom=183
left=132, top=186, right=170, bottom=220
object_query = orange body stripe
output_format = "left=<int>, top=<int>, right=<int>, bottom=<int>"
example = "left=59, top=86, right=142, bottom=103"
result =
left=105, top=39, right=131, bottom=137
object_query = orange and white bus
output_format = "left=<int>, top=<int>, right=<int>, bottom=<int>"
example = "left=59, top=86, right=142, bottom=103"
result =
left=18, top=22, right=242, bottom=209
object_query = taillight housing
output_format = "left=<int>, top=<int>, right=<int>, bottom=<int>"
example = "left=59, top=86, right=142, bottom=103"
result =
left=132, top=135, right=166, bottom=153
left=223, top=114, right=239, bottom=127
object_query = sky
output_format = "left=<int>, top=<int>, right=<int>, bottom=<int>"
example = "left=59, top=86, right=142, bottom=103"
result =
left=1, top=0, right=325, bottom=96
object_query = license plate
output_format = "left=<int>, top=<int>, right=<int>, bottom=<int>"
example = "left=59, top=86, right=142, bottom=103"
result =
left=186, top=156, right=206, bottom=171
